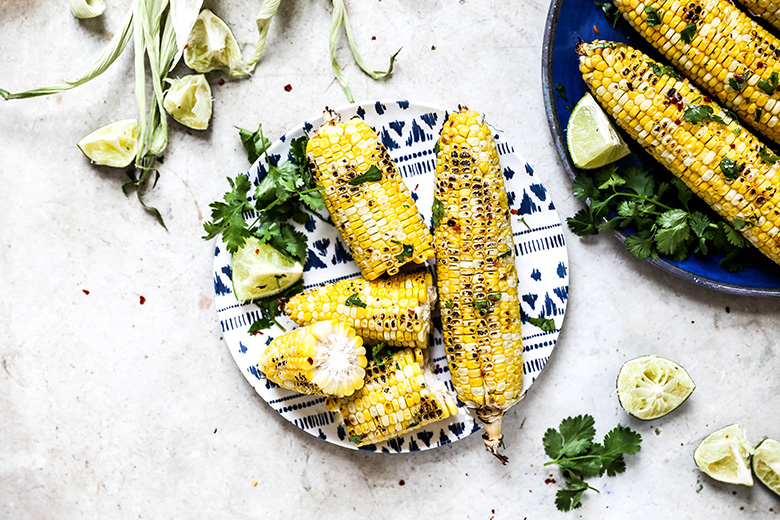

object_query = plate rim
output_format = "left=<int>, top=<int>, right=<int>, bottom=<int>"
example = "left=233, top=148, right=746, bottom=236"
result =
left=541, top=0, right=780, bottom=298
left=213, top=98, right=571, bottom=452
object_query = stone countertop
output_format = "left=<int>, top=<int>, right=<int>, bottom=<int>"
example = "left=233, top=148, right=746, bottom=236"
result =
left=1, top=1, right=779, bottom=518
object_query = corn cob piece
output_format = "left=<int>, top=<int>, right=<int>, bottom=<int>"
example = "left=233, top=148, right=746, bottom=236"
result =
left=307, top=109, right=435, bottom=280
left=433, top=107, right=524, bottom=464
left=578, top=41, right=780, bottom=264
left=282, top=271, right=436, bottom=349
left=613, top=0, right=780, bottom=145
left=738, top=0, right=780, bottom=33
left=325, top=348, right=459, bottom=446
left=258, top=320, right=367, bottom=398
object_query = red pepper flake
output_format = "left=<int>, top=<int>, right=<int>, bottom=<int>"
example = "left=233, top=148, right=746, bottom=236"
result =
left=184, top=44, right=189, bottom=49
left=139, top=296, right=146, bottom=305
left=730, top=144, right=736, bottom=149
left=255, top=249, right=260, bottom=255
left=674, top=118, right=682, bottom=125
left=414, top=184, right=419, bottom=191
left=218, top=78, right=226, bottom=86
left=284, top=84, right=293, bottom=92
left=510, top=208, right=519, bottom=215
left=398, top=479, right=405, bottom=486
left=704, top=96, right=712, bottom=102
left=593, top=25, right=600, bottom=35
left=452, top=225, right=461, bottom=233
left=371, top=36, right=377, bottom=40
left=758, top=62, right=766, bottom=68
left=252, top=330, right=264, bottom=336
left=82, top=289, right=90, bottom=295
left=681, top=442, right=684, bottom=446
left=307, top=357, right=314, bottom=365
left=407, top=308, right=415, bottom=316
left=545, top=477, right=557, bottom=484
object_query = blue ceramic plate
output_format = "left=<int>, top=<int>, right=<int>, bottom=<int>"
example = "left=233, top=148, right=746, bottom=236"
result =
left=213, top=100, right=570, bottom=452
left=542, top=0, right=780, bottom=296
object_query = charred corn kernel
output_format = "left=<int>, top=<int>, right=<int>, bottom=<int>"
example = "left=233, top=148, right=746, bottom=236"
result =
left=736, top=0, right=780, bottom=32
left=307, top=109, right=435, bottom=280
left=325, top=348, right=458, bottom=446
left=614, top=0, right=780, bottom=145
left=579, top=41, right=780, bottom=265
left=433, top=107, right=524, bottom=464
left=282, top=271, right=436, bottom=349
left=258, top=320, right=367, bottom=398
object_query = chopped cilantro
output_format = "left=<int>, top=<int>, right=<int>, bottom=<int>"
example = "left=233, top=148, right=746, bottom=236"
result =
left=556, top=83, right=569, bottom=102
left=528, top=317, right=556, bottom=332
left=757, top=71, right=779, bottom=95
left=349, top=164, right=382, bottom=185
left=348, top=434, right=366, bottom=444
left=760, top=146, right=780, bottom=164
left=345, top=293, right=367, bottom=308
left=594, top=1, right=621, bottom=28
left=644, top=6, right=662, bottom=26
left=371, top=342, right=393, bottom=365
left=444, top=299, right=453, bottom=309
left=757, top=108, right=764, bottom=122
left=682, top=104, right=727, bottom=126
left=729, top=71, right=752, bottom=92
left=680, top=23, right=696, bottom=44
left=646, top=61, right=680, bottom=80
left=719, top=157, right=740, bottom=179
left=392, top=240, right=414, bottom=262
left=432, top=198, right=445, bottom=227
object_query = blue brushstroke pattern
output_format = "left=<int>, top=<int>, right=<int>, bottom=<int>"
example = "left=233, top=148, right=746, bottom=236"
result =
left=411, top=191, right=419, bottom=202
left=239, top=342, right=248, bottom=354
left=503, top=166, right=515, bottom=180
left=247, top=365, right=263, bottom=380
left=268, top=153, right=281, bottom=167
left=380, top=128, right=400, bottom=150
left=517, top=190, right=539, bottom=215
left=356, top=106, right=366, bottom=119
left=304, top=215, right=317, bottom=233
left=554, top=286, right=569, bottom=302
left=214, top=246, right=221, bottom=257
left=531, top=269, right=541, bottom=281
left=312, top=238, right=330, bottom=256
left=304, top=249, right=327, bottom=271
left=332, top=239, right=353, bottom=264
left=549, top=201, right=556, bottom=210
left=557, top=262, right=568, bottom=279
left=522, top=293, right=538, bottom=310
left=507, top=190, right=516, bottom=207
left=420, top=112, right=438, bottom=128
left=525, top=162, right=534, bottom=175
left=389, top=120, right=405, bottom=136
left=397, top=100, right=409, bottom=109
left=405, top=119, right=430, bottom=147
left=417, top=430, right=434, bottom=447
left=375, top=102, right=386, bottom=115
left=221, top=266, right=232, bottom=280
left=303, top=121, right=313, bottom=133
left=448, top=422, right=466, bottom=437
left=214, top=274, right=231, bottom=296
left=544, top=293, right=559, bottom=316
left=530, top=183, right=547, bottom=201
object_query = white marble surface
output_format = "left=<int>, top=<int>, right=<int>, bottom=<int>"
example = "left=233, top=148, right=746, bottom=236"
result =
left=1, top=1, right=779, bottom=518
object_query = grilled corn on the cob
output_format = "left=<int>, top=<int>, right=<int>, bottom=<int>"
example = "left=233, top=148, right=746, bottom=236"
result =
left=738, top=0, right=780, bottom=32
left=282, top=271, right=436, bottom=349
left=579, top=41, right=780, bottom=265
left=325, top=348, right=458, bottom=446
left=433, top=107, right=524, bottom=464
left=258, top=320, right=367, bottom=397
left=307, top=109, right=435, bottom=280
left=613, top=0, right=780, bottom=145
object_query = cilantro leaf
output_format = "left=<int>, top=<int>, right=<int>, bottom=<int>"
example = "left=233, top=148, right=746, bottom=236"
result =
left=644, top=6, right=662, bottom=26
left=683, top=104, right=727, bottom=126
left=543, top=428, right=565, bottom=459
left=392, top=240, right=414, bottom=262
left=594, top=1, right=621, bottom=28
left=572, top=175, right=600, bottom=201
left=345, top=293, right=367, bottom=308
left=371, top=342, right=393, bottom=365
left=729, top=71, right=751, bottom=93
left=555, top=488, right=586, bottom=512
left=757, top=71, right=779, bottom=95
left=349, top=164, right=382, bottom=185
left=671, top=178, right=695, bottom=210
left=602, top=424, right=642, bottom=458
left=528, top=316, right=556, bottom=332
left=655, top=209, right=690, bottom=255
left=264, top=224, right=307, bottom=263
left=622, top=165, right=655, bottom=196
left=624, top=229, right=657, bottom=259
left=556, top=82, right=569, bottom=102
left=760, top=146, right=780, bottom=164
left=432, top=198, right=445, bottom=227
left=595, top=164, right=625, bottom=189
left=719, top=157, right=740, bottom=179
left=558, top=414, right=596, bottom=457
left=722, top=221, right=750, bottom=247
left=246, top=279, right=305, bottom=333
left=202, top=174, right=255, bottom=253
left=237, top=125, right=271, bottom=165
left=680, top=22, right=696, bottom=44
left=646, top=60, right=680, bottom=80
left=567, top=207, right=599, bottom=236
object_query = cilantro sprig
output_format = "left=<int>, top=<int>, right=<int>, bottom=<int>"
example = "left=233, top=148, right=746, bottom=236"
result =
left=567, top=164, right=753, bottom=271
left=594, top=1, right=621, bottom=28
left=543, top=415, right=642, bottom=511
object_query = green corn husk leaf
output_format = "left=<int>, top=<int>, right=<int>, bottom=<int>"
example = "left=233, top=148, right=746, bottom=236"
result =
left=0, top=6, right=134, bottom=99
left=243, top=0, right=283, bottom=72
left=329, top=0, right=399, bottom=103
left=69, top=0, right=106, bottom=19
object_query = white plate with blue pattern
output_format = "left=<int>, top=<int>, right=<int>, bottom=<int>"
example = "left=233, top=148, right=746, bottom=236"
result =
left=213, top=100, right=570, bottom=453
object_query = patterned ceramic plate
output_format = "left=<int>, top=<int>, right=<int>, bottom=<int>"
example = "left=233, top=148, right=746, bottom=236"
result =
left=213, top=100, right=570, bottom=452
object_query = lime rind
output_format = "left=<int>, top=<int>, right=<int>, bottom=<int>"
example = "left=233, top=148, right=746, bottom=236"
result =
left=231, top=238, right=303, bottom=303
left=753, top=438, right=780, bottom=496
left=163, top=74, right=212, bottom=130
left=184, top=9, right=246, bottom=75
left=616, top=355, right=695, bottom=420
left=567, top=92, right=631, bottom=169
left=694, top=424, right=755, bottom=486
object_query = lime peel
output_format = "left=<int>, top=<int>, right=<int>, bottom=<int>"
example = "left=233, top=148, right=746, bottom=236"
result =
left=567, top=93, right=631, bottom=169
left=163, top=74, right=212, bottom=130
left=753, top=438, right=780, bottom=496
left=694, top=424, right=755, bottom=486
left=231, top=238, right=304, bottom=303
left=77, top=119, right=139, bottom=168
left=617, top=355, right=695, bottom=420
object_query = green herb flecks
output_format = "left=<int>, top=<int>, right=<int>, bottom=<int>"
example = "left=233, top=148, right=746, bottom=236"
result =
left=680, top=22, right=697, bottom=44
left=528, top=317, right=556, bottom=332
left=371, top=342, right=393, bottom=366
left=444, top=299, right=453, bottom=309
left=594, top=1, right=621, bottom=28
left=544, top=414, right=642, bottom=511
left=348, top=434, right=366, bottom=444
left=760, top=146, right=780, bottom=164
left=392, top=240, right=414, bottom=262
left=587, top=41, right=620, bottom=51
left=497, top=249, right=513, bottom=260
left=719, top=157, right=740, bottom=179
left=556, top=83, right=569, bottom=102
left=757, top=108, right=764, bottom=122
left=246, top=279, right=305, bottom=333
left=349, top=164, right=382, bottom=185
left=433, top=139, right=440, bottom=154
left=566, top=164, right=753, bottom=270
left=473, top=293, right=501, bottom=316
left=758, top=71, right=779, bottom=95
left=432, top=198, right=445, bottom=228
left=729, top=71, right=752, bottom=92
left=683, top=104, right=727, bottom=126
left=644, top=6, right=662, bottom=26
left=345, top=292, right=368, bottom=308
left=646, top=61, right=680, bottom=80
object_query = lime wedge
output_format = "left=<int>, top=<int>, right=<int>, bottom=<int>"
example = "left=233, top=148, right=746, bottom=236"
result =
left=76, top=119, right=138, bottom=168
left=163, top=74, right=212, bottom=130
left=231, top=237, right=303, bottom=303
left=567, top=93, right=630, bottom=169
left=616, top=355, right=695, bottom=420
left=694, top=424, right=754, bottom=486
left=753, top=438, right=780, bottom=496
left=184, top=9, right=245, bottom=75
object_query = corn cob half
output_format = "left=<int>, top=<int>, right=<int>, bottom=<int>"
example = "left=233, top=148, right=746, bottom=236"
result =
left=258, top=320, right=367, bottom=398
left=433, top=107, right=524, bottom=464
left=325, top=348, right=458, bottom=446
left=613, top=0, right=780, bottom=145
left=737, top=0, right=780, bottom=31
left=282, top=271, right=436, bottom=349
left=579, top=41, right=780, bottom=264
left=307, top=109, right=435, bottom=280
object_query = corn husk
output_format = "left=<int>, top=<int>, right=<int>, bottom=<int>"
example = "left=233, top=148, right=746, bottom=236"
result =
left=69, top=0, right=106, bottom=19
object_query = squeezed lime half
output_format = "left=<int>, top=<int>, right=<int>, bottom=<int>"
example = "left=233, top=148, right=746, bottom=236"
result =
left=231, top=238, right=303, bottom=303
left=77, top=119, right=138, bottom=168
left=616, top=355, right=695, bottom=420
left=694, top=424, right=754, bottom=486
left=567, top=93, right=630, bottom=169
left=753, top=438, right=780, bottom=496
